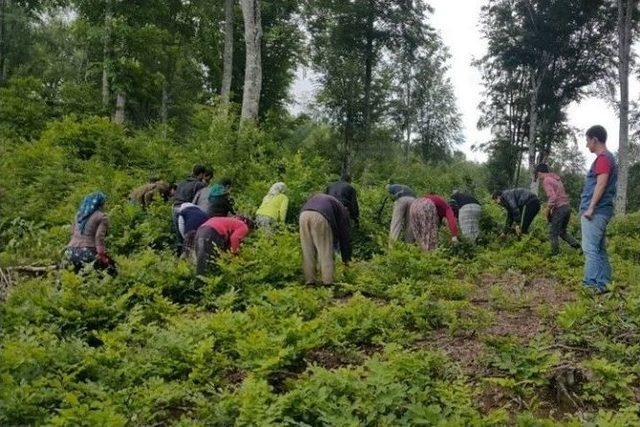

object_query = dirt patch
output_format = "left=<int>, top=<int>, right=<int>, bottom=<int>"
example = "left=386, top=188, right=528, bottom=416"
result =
left=305, top=347, right=360, bottom=370
left=427, top=330, right=486, bottom=376
left=221, top=367, right=246, bottom=387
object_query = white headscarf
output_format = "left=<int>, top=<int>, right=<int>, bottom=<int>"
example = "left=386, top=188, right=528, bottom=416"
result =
left=266, top=182, right=287, bottom=198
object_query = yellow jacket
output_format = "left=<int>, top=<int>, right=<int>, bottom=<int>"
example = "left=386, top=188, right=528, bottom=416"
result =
left=256, top=193, right=289, bottom=223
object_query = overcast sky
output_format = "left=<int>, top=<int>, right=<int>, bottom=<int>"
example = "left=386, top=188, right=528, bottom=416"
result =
left=290, top=0, right=637, bottom=170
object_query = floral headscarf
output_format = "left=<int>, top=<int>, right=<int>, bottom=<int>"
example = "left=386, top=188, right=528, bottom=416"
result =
left=76, top=192, right=106, bottom=233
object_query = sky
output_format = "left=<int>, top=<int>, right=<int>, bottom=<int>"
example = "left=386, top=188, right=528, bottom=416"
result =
left=289, top=0, right=637, bottom=170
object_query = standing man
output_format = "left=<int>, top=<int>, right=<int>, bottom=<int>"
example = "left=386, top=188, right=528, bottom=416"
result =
left=535, top=164, right=581, bottom=255
left=326, top=173, right=360, bottom=227
left=492, top=188, right=540, bottom=236
left=580, top=125, right=617, bottom=293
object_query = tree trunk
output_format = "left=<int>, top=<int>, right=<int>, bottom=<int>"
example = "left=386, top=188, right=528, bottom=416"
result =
left=527, top=73, right=543, bottom=194
left=161, top=80, right=168, bottom=138
left=102, top=0, right=112, bottom=108
left=615, top=0, right=635, bottom=214
left=362, top=2, right=375, bottom=145
left=221, top=0, right=234, bottom=105
left=114, top=92, right=126, bottom=124
left=0, top=0, right=8, bottom=85
left=240, top=0, right=262, bottom=121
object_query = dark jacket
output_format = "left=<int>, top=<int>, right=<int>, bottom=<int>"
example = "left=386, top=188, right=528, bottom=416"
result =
left=301, top=194, right=352, bottom=262
left=450, top=193, right=480, bottom=217
left=179, top=206, right=209, bottom=234
left=500, top=188, right=539, bottom=227
left=208, top=184, right=235, bottom=217
left=326, top=181, right=359, bottom=223
left=174, top=177, right=206, bottom=205
left=387, top=184, right=416, bottom=200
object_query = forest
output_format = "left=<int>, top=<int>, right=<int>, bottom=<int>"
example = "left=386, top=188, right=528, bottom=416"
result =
left=2, top=0, right=640, bottom=425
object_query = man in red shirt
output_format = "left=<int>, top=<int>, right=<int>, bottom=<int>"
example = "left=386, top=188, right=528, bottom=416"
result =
left=194, top=216, right=253, bottom=275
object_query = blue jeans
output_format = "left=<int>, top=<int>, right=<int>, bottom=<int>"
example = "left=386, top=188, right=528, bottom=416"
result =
left=581, top=214, right=612, bottom=291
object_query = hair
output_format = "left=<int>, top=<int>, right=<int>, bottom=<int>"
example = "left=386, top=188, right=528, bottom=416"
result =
left=149, top=176, right=160, bottom=183
left=192, top=164, right=207, bottom=176
left=535, top=163, right=550, bottom=174
left=491, top=190, right=503, bottom=200
left=220, top=177, right=233, bottom=187
left=341, top=172, right=352, bottom=183
left=237, top=215, right=255, bottom=230
left=203, top=167, right=214, bottom=178
left=586, top=125, right=607, bottom=143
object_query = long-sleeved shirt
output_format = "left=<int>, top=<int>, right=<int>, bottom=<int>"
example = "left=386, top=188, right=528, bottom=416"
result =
left=301, top=194, right=352, bottom=262
left=192, top=186, right=212, bottom=214
left=256, top=193, right=289, bottom=223
left=67, top=211, right=109, bottom=250
left=424, top=194, right=459, bottom=237
left=450, top=193, right=480, bottom=217
left=178, top=205, right=209, bottom=237
left=500, top=188, right=539, bottom=227
left=174, top=177, right=206, bottom=205
left=129, top=181, right=171, bottom=208
left=540, top=173, right=569, bottom=210
left=387, top=184, right=416, bottom=200
left=200, top=217, right=249, bottom=253
left=326, top=181, right=359, bottom=223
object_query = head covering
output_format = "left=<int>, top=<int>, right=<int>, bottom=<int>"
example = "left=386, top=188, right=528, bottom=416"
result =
left=208, top=183, right=229, bottom=200
left=267, top=182, right=287, bottom=197
left=76, top=192, right=106, bottom=234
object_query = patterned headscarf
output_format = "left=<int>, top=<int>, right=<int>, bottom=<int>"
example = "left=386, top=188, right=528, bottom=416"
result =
left=267, top=182, right=287, bottom=197
left=76, top=192, right=106, bottom=234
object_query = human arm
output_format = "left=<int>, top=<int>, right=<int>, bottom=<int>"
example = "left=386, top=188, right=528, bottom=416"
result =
left=278, top=195, right=289, bottom=223
left=338, top=208, right=352, bottom=263
left=229, top=222, right=249, bottom=253
left=95, top=215, right=110, bottom=261
left=583, top=173, right=609, bottom=220
left=444, top=204, right=459, bottom=238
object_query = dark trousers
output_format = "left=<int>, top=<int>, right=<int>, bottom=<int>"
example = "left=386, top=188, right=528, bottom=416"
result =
left=520, top=199, right=540, bottom=234
left=549, top=205, right=579, bottom=254
left=195, top=227, right=228, bottom=276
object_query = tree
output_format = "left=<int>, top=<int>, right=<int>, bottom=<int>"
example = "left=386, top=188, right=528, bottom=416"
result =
left=221, top=0, right=234, bottom=105
left=240, top=0, right=262, bottom=121
left=615, top=0, right=638, bottom=214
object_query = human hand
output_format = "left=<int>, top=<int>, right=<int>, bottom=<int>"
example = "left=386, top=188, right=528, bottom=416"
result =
left=515, top=225, right=522, bottom=237
left=583, top=207, right=594, bottom=220
left=451, top=236, right=458, bottom=244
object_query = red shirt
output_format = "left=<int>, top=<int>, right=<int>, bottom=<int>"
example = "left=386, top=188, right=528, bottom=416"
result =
left=200, top=217, right=249, bottom=253
left=424, top=195, right=459, bottom=237
left=594, top=153, right=613, bottom=175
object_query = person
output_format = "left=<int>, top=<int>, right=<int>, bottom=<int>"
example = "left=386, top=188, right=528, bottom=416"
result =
left=386, top=183, right=416, bottom=243
left=192, top=167, right=215, bottom=214
left=65, top=192, right=115, bottom=273
left=207, top=178, right=236, bottom=217
left=194, top=216, right=252, bottom=275
left=255, top=182, right=289, bottom=229
left=535, top=164, right=581, bottom=255
left=299, top=193, right=352, bottom=286
left=326, top=173, right=360, bottom=227
left=492, top=188, right=540, bottom=236
left=580, top=125, right=617, bottom=293
left=450, top=190, right=482, bottom=243
left=172, top=165, right=210, bottom=255
left=409, top=194, right=459, bottom=251
left=177, top=202, right=209, bottom=258
left=129, top=179, right=175, bottom=209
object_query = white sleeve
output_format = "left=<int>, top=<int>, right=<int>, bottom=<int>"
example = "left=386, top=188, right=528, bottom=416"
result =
left=178, top=215, right=186, bottom=238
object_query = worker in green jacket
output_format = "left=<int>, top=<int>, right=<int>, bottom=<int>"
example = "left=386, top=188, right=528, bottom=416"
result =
left=255, top=182, right=289, bottom=229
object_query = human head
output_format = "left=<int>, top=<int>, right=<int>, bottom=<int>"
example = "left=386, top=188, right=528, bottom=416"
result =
left=268, top=182, right=287, bottom=195
left=491, top=190, right=503, bottom=205
left=586, top=125, right=607, bottom=153
left=202, top=167, right=214, bottom=184
left=534, top=163, right=550, bottom=179
left=220, top=177, right=233, bottom=190
left=192, top=164, right=207, bottom=179
left=341, top=172, right=352, bottom=183
left=236, top=215, right=255, bottom=230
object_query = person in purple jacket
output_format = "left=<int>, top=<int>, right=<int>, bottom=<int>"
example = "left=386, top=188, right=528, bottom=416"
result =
left=535, top=163, right=580, bottom=256
left=299, top=193, right=352, bottom=286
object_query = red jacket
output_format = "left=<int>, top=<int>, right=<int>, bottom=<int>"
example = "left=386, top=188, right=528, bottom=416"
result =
left=200, top=217, right=249, bottom=253
left=424, top=194, right=459, bottom=237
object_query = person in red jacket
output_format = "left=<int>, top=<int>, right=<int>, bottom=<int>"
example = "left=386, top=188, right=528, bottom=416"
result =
left=194, top=216, right=253, bottom=275
left=409, top=194, right=459, bottom=251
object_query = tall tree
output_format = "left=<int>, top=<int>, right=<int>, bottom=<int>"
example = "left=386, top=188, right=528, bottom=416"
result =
left=240, top=0, right=262, bottom=120
left=615, top=0, right=637, bottom=214
left=221, top=0, right=234, bottom=105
